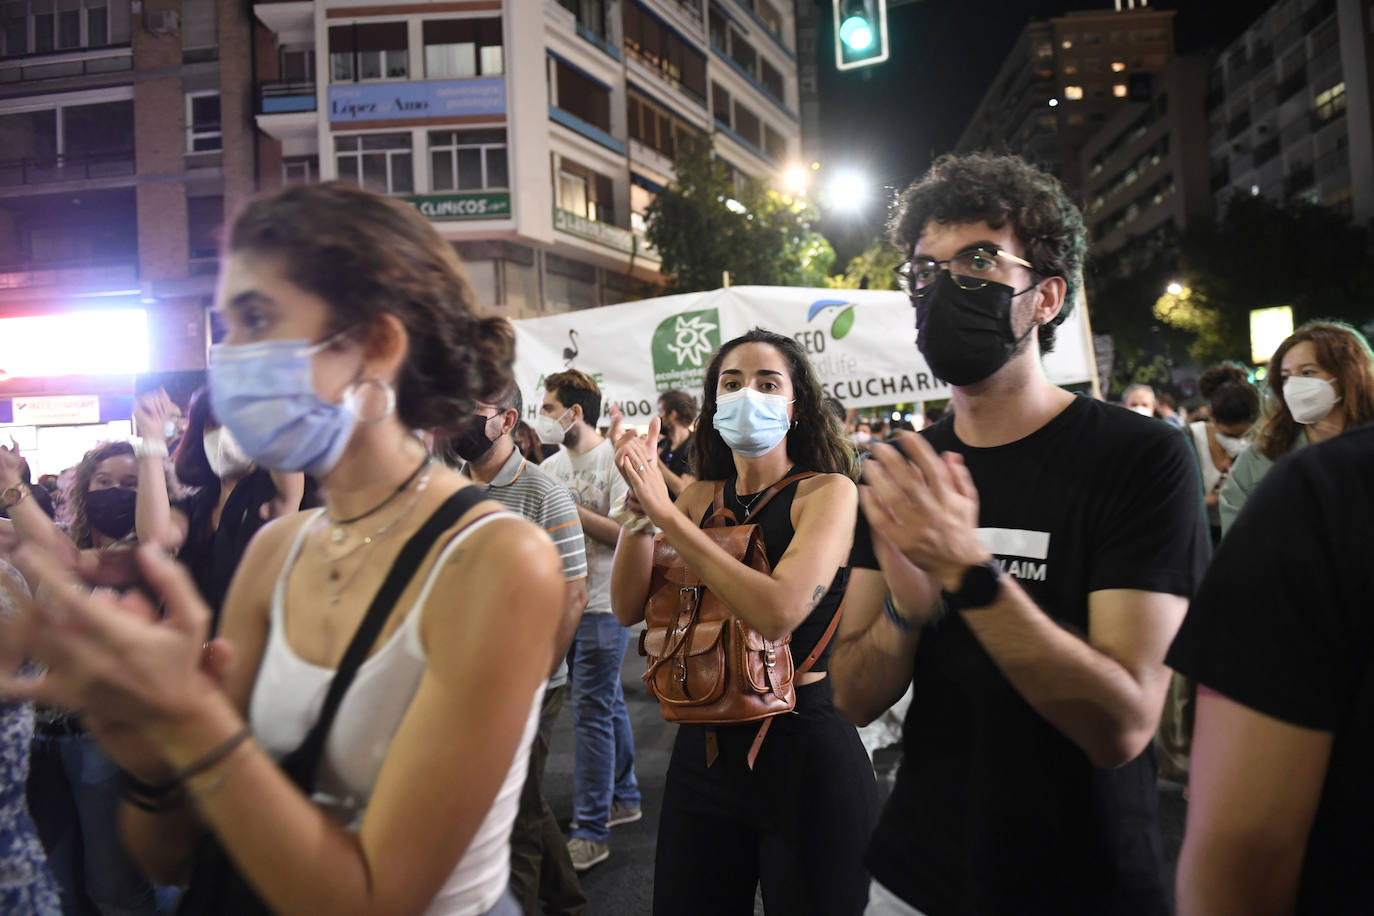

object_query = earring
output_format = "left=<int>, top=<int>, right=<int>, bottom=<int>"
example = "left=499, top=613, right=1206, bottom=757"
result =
left=347, top=379, right=397, bottom=424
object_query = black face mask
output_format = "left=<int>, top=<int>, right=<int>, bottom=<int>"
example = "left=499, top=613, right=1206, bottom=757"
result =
left=85, top=486, right=136, bottom=540
left=450, top=413, right=500, bottom=463
left=915, top=273, right=1039, bottom=387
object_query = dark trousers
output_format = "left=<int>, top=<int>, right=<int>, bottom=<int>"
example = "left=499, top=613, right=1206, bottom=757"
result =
left=509, top=683, right=586, bottom=916
left=652, top=680, right=879, bottom=916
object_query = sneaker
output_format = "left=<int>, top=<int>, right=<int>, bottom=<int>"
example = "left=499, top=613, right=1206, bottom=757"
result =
left=567, top=837, right=610, bottom=872
left=607, top=801, right=643, bottom=827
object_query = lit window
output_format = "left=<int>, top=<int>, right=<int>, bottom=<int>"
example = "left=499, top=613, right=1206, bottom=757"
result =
left=1064, top=85, right=1084, bottom=100
left=1061, top=39, right=1072, bottom=50
left=1111, top=61, right=1125, bottom=72
left=1113, top=84, right=1128, bottom=98
left=1063, top=64, right=1078, bottom=75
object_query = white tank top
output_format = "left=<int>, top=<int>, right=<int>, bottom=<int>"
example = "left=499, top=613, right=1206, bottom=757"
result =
left=250, top=509, right=543, bottom=916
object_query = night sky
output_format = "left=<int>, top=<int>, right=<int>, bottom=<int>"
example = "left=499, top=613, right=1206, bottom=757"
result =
left=814, top=0, right=1278, bottom=240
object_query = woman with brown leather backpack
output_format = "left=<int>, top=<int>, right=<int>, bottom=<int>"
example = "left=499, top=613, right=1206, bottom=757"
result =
left=610, top=328, right=878, bottom=915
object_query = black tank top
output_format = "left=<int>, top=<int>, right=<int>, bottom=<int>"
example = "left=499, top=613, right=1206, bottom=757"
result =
left=699, top=473, right=849, bottom=672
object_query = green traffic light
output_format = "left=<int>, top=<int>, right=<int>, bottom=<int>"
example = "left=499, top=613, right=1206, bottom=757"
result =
left=839, top=14, right=874, bottom=51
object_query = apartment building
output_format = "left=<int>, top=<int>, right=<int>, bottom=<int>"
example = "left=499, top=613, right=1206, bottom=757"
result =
left=251, top=0, right=804, bottom=318
left=1205, top=0, right=1374, bottom=224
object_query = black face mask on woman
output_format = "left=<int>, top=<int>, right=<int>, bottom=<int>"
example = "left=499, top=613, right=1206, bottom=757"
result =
left=85, top=486, right=136, bottom=540
left=915, top=272, right=1040, bottom=387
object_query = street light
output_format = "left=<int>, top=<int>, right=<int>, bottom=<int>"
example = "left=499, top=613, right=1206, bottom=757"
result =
left=827, top=169, right=868, bottom=212
left=1166, top=281, right=1184, bottom=296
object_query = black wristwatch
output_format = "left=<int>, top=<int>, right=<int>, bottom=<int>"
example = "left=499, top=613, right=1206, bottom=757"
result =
left=941, top=559, right=1003, bottom=613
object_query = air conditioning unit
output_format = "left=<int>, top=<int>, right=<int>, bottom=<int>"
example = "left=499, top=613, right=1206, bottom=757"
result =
left=144, top=8, right=180, bottom=34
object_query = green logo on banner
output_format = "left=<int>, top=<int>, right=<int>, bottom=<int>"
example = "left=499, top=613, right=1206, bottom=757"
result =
left=651, top=309, right=720, bottom=393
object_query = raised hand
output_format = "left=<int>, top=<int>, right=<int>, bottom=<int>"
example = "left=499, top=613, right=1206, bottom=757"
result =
left=615, top=417, right=672, bottom=521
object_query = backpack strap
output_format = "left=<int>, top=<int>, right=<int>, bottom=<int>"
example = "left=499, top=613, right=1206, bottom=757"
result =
left=282, top=486, right=491, bottom=791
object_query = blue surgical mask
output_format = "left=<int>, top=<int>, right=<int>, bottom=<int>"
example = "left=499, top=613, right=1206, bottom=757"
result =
left=712, top=389, right=792, bottom=458
left=208, top=335, right=359, bottom=475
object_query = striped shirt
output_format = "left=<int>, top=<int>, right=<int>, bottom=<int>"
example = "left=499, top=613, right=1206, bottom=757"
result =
left=468, top=446, right=586, bottom=688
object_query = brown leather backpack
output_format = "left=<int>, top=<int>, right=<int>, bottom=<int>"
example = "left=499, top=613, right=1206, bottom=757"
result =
left=637, top=472, right=842, bottom=767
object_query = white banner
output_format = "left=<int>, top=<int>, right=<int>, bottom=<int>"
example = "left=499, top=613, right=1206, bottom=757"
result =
left=512, top=286, right=1095, bottom=424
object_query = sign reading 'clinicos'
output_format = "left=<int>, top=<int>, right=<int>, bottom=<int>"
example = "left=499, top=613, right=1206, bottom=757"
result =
left=328, top=78, right=506, bottom=123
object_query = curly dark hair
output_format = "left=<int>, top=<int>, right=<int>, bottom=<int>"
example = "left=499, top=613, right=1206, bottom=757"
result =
left=1256, top=320, right=1374, bottom=460
left=69, top=440, right=135, bottom=549
left=228, top=182, right=513, bottom=433
left=693, top=329, right=855, bottom=481
left=890, top=153, right=1088, bottom=354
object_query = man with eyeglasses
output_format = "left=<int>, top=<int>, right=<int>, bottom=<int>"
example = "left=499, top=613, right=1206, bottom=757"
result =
left=831, top=153, right=1209, bottom=915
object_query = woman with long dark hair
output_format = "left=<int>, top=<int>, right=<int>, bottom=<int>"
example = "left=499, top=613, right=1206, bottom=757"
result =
left=610, top=328, right=877, bottom=914
left=0, top=182, right=564, bottom=915
left=1219, top=321, right=1374, bottom=534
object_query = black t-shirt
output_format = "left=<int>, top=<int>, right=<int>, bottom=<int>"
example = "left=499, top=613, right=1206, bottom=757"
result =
left=176, top=468, right=279, bottom=627
left=659, top=436, right=693, bottom=479
left=1167, top=423, right=1374, bottom=914
left=862, top=396, right=1210, bottom=915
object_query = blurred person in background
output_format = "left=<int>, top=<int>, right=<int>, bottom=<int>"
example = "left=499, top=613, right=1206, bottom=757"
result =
left=1156, top=392, right=1185, bottom=429
left=1187, top=365, right=1260, bottom=544
left=1123, top=383, right=1157, bottom=418
left=1219, top=320, right=1374, bottom=535
left=655, top=390, right=697, bottom=498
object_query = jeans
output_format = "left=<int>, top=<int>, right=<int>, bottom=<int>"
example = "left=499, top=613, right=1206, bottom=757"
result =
left=567, top=613, right=640, bottom=844
left=508, top=683, right=585, bottom=915
left=27, top=731, right=161, bottom=916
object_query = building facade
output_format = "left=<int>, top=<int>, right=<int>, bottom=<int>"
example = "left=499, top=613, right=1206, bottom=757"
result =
left=1204, top=0, right=1374, bottom=224
left=252, top=0, right=804, bottom=319
left=955, top=5, right=1175, bottom=204
left=1081, top=55, right=1211, bottom=268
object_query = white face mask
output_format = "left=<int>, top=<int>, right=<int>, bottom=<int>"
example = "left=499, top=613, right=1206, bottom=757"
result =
left=853, top=431, right=872, bottom=444
left=1128, top=405, right=1154, bottom=417
left=534, top=407, right=572, bottom=446
left=1214, top=432, right=1249, bottom=457
left=203, top=426, right=253, bottom=479
left=1284, top=376, right=1341, bottom=426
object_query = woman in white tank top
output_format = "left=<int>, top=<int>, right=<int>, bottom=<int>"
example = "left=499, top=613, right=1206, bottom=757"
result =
left=0, top=184, right=566, bottom=916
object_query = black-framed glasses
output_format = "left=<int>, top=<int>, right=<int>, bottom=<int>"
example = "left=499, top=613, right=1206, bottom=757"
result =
left=894, top=247, right=1037, bottom=296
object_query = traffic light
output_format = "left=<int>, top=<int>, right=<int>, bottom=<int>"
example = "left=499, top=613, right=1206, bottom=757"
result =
left=833, top=0, right=889, bottom=71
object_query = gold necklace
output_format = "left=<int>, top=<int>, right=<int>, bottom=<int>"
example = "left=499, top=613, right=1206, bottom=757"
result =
left=319, top=464, right=434, bottom=604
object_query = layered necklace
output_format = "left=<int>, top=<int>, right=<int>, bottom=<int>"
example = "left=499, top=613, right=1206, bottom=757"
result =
left=318, top=455, right=434, bottom=604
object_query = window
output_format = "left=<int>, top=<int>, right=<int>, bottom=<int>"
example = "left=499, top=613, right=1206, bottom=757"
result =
left=733, top=103, right=760, bottom=148
left=1064, top=85, right=1083, bottom=100
left=1111, top=60, right=1125, bottom=72
left=329, top=22, right=408, bottom=82
left=282, top=155, right=317, bottom=185
left=336, top=133, right=413, bottom=194
left=3, top=0, right=110, bottom=54
left=424, top=18, right=503, bottom=79
left=760, top=59, right=783, bottom=100
left=1112, top=84, right=1127, bottom=98
left=557, top=0, right=607, bottom=40
left=622, top=2, right=708, bottom=103
left=553, top=58, right=611, bottom=131
left=182, top=0, right=216, bottom=59
left=628, top=90, right=699, bottom=159
left=280, top=47, right=316, bottom=81
left=187, top=196, right=224, bottom=260
left=630, top=181, right=655, bottom=232
left=63, top=100, right=133, bottom=158
left=556, top=158, right=614, bottom=222
left=763, top=124, right=785, bottom=162
left=429, top=129, right=507, bottom=191
left=1315, top=82, right=1345, bottom=122
left=712, top=81, right=730, bottom=127
left=186, top=92, right=221, bottom=152
left=729, top=29, right=754, bottom=73
left=708, top=7, right=726, bottom=51
left=755, top=0, right=782, bottom=35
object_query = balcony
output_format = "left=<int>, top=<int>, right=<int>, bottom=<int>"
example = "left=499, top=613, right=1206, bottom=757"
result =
left=260, top=79, right=317, bottom=114
left=553, top=207, right=657, bottom=262
left=0, top=45, right=132, bottom=84
left=0, top=151, right=135, bottom=189
left=0, top=258, right=138, bottom=294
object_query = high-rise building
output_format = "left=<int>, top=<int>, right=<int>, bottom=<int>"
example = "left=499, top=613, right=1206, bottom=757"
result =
left=1081, top=55, right=1211, bottom=268
left=955, top=5, right=1175, bottom=204
left=252, top=0, right=804, bottom=318
left=1204, top=0, right=1374, bottom=224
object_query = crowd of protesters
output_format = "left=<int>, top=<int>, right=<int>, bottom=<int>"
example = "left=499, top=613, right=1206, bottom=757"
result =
left=1, top=156, right=1372, bottom=916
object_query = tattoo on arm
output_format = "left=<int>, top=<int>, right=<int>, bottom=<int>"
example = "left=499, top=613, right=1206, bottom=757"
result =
left=808, top=585, right=825, bottom=612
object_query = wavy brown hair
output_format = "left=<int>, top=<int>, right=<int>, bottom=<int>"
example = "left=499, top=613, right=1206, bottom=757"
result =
left=228, top=182, right=513, bottom=434
left=68, top=440, right=135, bottom=549
left=890, top=153, right=1087, bottom=354
left=693, top=329, right=855, bottom=481
left=1257, top=320, right=1374, bottom=460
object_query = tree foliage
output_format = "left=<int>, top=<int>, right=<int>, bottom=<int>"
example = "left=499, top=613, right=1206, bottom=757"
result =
left=1158, top=195, right=1374, bottom=364
left=645, top=137, right=835, bottom=291
left=826, top=237, right=903, bottom=290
